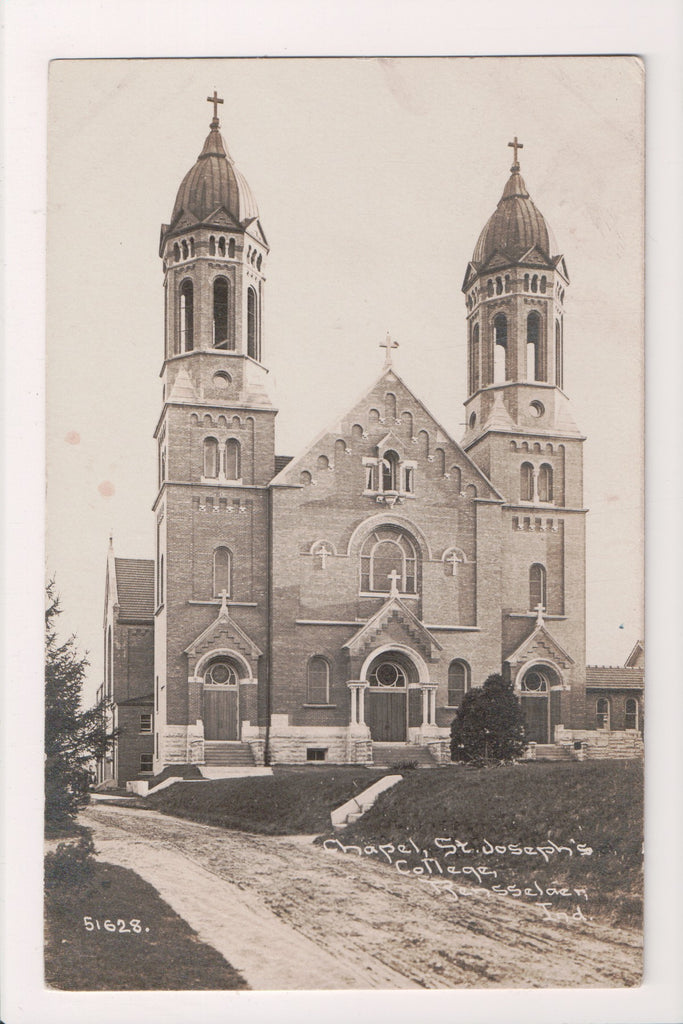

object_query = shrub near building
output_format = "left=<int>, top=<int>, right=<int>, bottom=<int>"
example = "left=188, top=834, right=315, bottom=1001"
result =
left=450, top=674, right=527, bottom=763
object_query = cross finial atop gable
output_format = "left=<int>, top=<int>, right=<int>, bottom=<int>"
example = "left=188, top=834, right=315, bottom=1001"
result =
left=380, top=332, right=399, bottom=367
left=218, top=588, right=229, bottom=615
left=534, top=602, right=545, bottom=627
left=387, top=569, right=401, bottom=597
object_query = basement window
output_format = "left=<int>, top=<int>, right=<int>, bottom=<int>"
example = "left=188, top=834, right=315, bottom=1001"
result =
left=306, top=748, right=327, bottom=762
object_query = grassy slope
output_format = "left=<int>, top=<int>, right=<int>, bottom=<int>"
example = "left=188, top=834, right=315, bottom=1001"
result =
left=146, top=766, right=388, bottom=834
left=320, top=761, right=643, bottom=928
left=45, top=847, right=249, bottom=990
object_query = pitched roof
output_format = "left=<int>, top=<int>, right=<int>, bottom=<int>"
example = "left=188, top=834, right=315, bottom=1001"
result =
left=585, top=666, right=644, bottom=690
left=114, top=558, right=155, bottom=620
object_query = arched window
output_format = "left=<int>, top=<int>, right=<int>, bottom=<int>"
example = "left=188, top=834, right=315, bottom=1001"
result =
left=181, top=240, right=188, bottom=260
left=523, top=273, right=529, bottom=291
left=381, top=450, right=399, bottom=492
left=526, top=311, right=543, bottom=381
left=173, top=243, right=180, bottom=263
left=213, top=546, right=231, bottom=597
left=487, top=279, right=494, bottom=297
left=596, top=698, right=610, bottom=730
left=203, top=437, right=219, bottom=478
left=529, top=563, right=547, bottom=611
left=218, top=236, right=226, bottom=257
left=204, top=659, right=239, bottom=686
left=531, top=274, right=538, bottom=293
left=495, top=276, right=503, bottom=295
left=555, top=320, right=563, bottom=388
left=158, top=554, right=164, bottom=606
left=472, top=322, right=480, bottom=392
left=520, top=462, right=534, bottom=501
left=209, top=235, right=216, bottom=255
left=540, top=275, right=547, bottom=294
left=228, top=238, right=235, bottom=258
left=504, top=274, right=511, bottom=293
left=493, top=314, right=507, bottom=383
left=213, top=277, right=230, bottom=349
left=247, top=287, right=259, bottom=360
left=179, top=279, right=194, bottom=351
left=225, top=438, right=241, bottom=480
left=307, top=657, right=330, bottom=704
left=447, top=660, right=469, bottom=707
left=360, top=527, right=418, bottom=594
left=538, top=463, right=553, bottom=502
left=625, top=698, right=638, bottom=731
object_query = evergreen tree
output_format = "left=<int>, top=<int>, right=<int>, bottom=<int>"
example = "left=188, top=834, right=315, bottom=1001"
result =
left=450, top=673, right=527, bottom=763
left=45, top=580, right=111, bottom=830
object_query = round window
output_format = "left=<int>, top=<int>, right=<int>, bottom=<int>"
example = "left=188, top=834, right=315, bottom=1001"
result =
left=529, top=401, right=545, bottom=418
left=369, top=661, right=407, bottom=688
left=522, top=670, right=547, bottom=692
left=213, top=371, right=232, bottom=388
left=205, top=661, right=238, bottom=686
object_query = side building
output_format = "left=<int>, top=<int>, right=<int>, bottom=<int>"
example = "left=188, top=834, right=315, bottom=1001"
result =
left=96, top=541, right=155, bottom=786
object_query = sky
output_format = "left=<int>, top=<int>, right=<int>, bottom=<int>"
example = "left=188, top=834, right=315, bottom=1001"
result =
left=46, top=56, right=644, bottom=704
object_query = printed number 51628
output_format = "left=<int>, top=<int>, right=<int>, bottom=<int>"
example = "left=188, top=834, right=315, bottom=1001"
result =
left=83, top=917, right=146, bottom=933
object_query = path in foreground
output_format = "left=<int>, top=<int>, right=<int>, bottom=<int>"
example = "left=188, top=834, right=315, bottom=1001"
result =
left=81, top=805, right=641, bottom=990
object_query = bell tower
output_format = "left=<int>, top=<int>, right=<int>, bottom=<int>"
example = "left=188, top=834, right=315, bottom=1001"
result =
left=461, top=140, right=588, bottom=736
left=153, top=95, right=275, bottom=772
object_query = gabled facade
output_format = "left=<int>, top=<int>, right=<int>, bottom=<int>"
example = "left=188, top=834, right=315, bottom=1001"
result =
left=104, top=106, right=642, bottom=777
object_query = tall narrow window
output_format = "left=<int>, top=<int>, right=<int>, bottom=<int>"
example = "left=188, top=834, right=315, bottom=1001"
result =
left=555, top=320, right=563, bottom=388
left=247, top=287, right=259, bottom=360
left=179, top=279, right=194, bottom=352
left=218, top=236, right=226, bottom=257
left=225, top=438, right=241, bottom=480
left=625, top=698, right=638, bottom=731
left=203, top=437, right=219, bottom=478
left=596, top=698, right=610, bottom=730
left=213, top=546, right=231, bottom=597
left=520, top=462, right=534, bottom=501
left=158, top=554, right=164, bottom=606
left=213, top=277, right=230, bottom=349
left=493, top=314, right=507, bottom=383
left=538, top=463, right=553, bottom=502
left=526, top=312, right=542, bottom=381
left=307, top=657, right=330, bottom=704
left=381, top=450, right=399, bottom=492
left=529, top=563, right=547, bottom=611
left=447, top=660, right=469, bottom=707
left=209, top=235, right=216, bottom=255
left=472, top=323, right=480, bottom=392
left=228, top=238, right=235, bottom=258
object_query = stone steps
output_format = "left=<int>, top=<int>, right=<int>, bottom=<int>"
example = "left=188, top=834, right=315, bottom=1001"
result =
left=531, top=744, right=574, bottom=761
left=204, top=742, right=255, bottom=766
left=371, top=743, right=438, bottom=768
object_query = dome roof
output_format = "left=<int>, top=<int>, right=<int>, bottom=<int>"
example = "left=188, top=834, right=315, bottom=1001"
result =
left=169, top=119, right=259, bottom=228
left=472, top=165, right=557, bottom=266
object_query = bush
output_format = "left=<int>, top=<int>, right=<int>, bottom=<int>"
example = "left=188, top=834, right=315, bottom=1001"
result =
left=450, top=673, right=527, bottom=763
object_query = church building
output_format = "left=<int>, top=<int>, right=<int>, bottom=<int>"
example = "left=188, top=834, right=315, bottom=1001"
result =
left=99, top=98, right=643, bottom=785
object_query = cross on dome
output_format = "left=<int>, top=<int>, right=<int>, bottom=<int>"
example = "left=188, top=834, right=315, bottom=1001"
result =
left=508, top=135, right=523, bottom=170
left=380, top=332, right=399, bottom=367
left=207, top=90, right=224, bottom=125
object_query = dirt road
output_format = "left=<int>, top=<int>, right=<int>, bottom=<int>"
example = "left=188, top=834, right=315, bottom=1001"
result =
left=81, top=804, right=641, bottom=990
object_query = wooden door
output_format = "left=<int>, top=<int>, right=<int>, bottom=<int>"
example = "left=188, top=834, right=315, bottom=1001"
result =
left=204, top=687, right=238, bottom=740
left=366, top=691, right=406, bottom=741
left=522, top=695, right=548, bottom=743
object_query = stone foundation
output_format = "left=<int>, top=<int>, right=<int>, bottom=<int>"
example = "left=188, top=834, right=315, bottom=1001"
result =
left=554, top=725, right=643, bottom=759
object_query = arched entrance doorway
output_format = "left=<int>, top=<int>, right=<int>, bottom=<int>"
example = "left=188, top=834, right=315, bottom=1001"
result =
left=202, top=656, right=241, bottom=740
left=518, top=664, right=562, bottom=744
left=364, top=650, right=417, bottom=741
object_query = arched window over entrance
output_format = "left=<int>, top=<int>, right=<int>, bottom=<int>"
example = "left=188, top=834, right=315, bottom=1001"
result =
left=519, top=664, right=560, bottom=744
left=202, top=656, right=241, bottom=741
left=213, top=277, right=230, bottom=349
left=447, top=660, right=469, bottom=707
left=360, top=526, right=419, bottom=595
left=179, top=279, right=194, bottom=352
